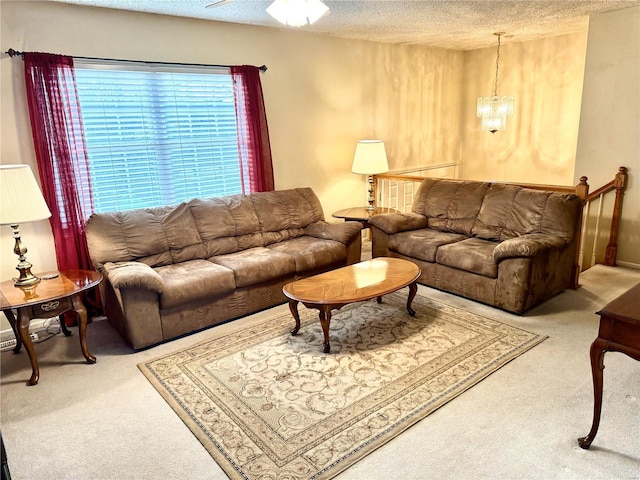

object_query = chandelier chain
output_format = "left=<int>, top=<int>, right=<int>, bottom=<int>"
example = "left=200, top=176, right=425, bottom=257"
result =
left=494, top=33, right=501, bottom=97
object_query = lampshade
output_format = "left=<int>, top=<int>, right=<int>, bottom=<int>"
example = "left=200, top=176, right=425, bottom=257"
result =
left=351, top=140, right=389, bottom=175
left=267, top=0, right=329, bottom=27
left=0, top=164, right=51, bottom=225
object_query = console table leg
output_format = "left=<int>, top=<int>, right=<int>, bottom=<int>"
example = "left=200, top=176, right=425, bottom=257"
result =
left=289, top=301, right=301, bottom=335
left=72, top=296, right=96, bottom=364
left=16, top=309, right=39, bottom=386
left=59, top=314, right=72, bottom=337
left=2, top=309, right=22, bottom=353
left=407, top=281, right=417, bottom=316
left=578, top=339, right=607, bottom=449
left=319, top=308, right=332, bottom=353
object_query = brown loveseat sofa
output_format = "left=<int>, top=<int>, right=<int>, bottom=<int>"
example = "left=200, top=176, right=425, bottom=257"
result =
left=86, top=188, right=362, bottom=349
left=369, top=178, right=583, bottom=314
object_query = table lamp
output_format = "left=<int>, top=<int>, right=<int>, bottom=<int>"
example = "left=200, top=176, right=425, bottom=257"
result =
left=351, top=140, right=389, bottom=211
left=0, top=164, right=52, bottom=286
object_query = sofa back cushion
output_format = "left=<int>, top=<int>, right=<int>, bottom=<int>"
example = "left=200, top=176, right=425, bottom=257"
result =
left=471, top=184, right=582, bottom=243
left=250, top=188, right=325, bottom=245
left=86, top=203, right=203, bottom=268
left=412, top=179, right=490, bottom=236
left=86, top=187, right=327, bottom=268
left=188, top=195, right=263, bottom=257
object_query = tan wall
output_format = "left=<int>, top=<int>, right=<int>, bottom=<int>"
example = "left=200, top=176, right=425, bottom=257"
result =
left=1, top=0, right=637, bottom=293
left=0, top=1, right=463, bottom=282
left=576, top=6, right=640, bottom=268
left=460, top=33, right=588, bottom=185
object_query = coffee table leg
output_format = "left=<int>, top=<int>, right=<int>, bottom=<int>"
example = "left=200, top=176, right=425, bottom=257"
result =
left=319, top=307, right=332, bottom=353
left=289, top=300, right=301, bottom=335
left=407, top=281, right=417, bottom=316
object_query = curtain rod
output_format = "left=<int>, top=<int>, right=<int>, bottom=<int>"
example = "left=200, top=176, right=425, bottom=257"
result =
left=5, top=48, right=267, bottom=72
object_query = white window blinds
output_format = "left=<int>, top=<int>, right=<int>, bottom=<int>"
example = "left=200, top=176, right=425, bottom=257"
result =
left=74, top=60, right=242, bottom=213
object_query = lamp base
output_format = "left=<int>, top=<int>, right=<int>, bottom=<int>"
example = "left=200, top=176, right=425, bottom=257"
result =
left=10, top=224, right=41, bottom=287
left=14, top=266, right=41, bottom=287
left=365, top=174, right=376, bottom=212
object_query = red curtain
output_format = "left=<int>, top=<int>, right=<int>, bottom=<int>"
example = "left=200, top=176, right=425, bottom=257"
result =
left=231, top=66, right=275, bottom=192
left=23, top=52, right=100, bottom=314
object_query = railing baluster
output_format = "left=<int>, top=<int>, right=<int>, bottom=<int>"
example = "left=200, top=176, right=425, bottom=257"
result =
left=591, top=194, right=605, bottom=267
left=578, top=201, right=590, bottom=272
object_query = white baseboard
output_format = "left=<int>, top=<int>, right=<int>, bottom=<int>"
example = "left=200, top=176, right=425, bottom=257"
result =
left=616, top=260, right=640, bottom=270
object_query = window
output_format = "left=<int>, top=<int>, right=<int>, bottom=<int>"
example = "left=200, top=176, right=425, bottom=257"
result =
left=74, top=60, right=244, bottom=213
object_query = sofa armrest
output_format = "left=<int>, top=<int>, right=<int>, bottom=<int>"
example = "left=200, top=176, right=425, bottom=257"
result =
left=103, top=261, right=165, bottom=294
left=304, top=221, right=362, bottom=244
left=368, top=213, right=428, bottom=235
left=493, top=234, right=566, bottom=262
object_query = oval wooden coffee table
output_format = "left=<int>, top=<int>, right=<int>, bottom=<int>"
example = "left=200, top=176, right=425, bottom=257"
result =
left=283, top=257, right=421, bottom=353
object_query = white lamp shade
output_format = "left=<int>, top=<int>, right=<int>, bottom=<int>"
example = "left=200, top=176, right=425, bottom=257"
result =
left=0, top=164, right=52, bottom=225
left=351, top=140, right=389, bottom=175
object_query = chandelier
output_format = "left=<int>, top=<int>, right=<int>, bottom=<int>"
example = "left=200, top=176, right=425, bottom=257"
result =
left=267, top=0, right=330, bottom=27
left=477, top=33, right=515, bottom=133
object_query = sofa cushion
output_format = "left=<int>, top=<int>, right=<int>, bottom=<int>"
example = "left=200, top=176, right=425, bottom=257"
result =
left=539, top=193, right=583, bottom=243
left=189, top=195, right=264, bottom=257
left=368, top=213, right=428, bottom=235
left=85, top=205, right=176, bottom=267
left=162, top=203, right=207, bottom=264
left=388, top=229, right=467, bottom=263
left=268, top=236, right=345, bottom=272
left=251, top=188, right=325, bottom=244
left=413, top=179, right=490, bottom=235
left=209, top=247, right=296, bottom=288
left=155, top=260, right=236, bottom=310
left=436, top=238, right=499, bottom=278
left=472, top=184, right=582, bottom=243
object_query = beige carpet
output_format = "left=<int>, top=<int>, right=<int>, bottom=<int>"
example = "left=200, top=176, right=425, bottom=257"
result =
left=139, top=291, right=546, bottom=480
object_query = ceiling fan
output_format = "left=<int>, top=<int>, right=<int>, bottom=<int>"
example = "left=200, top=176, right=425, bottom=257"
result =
left=205, top=0, right=236, bottom=8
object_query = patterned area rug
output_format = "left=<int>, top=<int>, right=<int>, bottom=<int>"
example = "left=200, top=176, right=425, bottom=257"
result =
left=139, top=291, right=546, bottom=479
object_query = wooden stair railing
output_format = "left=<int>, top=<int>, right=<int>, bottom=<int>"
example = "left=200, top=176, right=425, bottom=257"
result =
left=579, top=166, right=628, bottom=270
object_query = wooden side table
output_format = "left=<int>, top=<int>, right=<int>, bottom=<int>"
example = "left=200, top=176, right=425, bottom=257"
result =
left=0, top=269, right=102, bottom=385
left=332, top=206, right=399, bottom=228
left=578, top=282, right=640, bottom=449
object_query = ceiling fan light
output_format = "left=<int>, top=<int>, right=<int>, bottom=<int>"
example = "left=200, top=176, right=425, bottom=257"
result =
left=267, top=0, right=329, bottom=27
left=306, top=0, right=329, bottom=24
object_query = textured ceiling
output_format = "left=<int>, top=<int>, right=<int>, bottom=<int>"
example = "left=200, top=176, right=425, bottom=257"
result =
left=50, top=0, right=639, bottom=50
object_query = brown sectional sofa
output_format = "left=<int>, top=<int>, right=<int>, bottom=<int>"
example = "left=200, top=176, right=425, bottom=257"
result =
left=86, top=188, right=362, bottom=349
left=369, top=178, right=583, bottom=314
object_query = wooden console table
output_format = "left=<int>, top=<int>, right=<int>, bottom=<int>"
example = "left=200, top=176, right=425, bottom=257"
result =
left=0, top=270, right=102, bottom=386
left=578, top=282, right=640, bottom=449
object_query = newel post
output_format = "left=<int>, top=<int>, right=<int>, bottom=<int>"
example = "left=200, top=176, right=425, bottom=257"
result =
left=604, top=167, right=628, bottom=266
